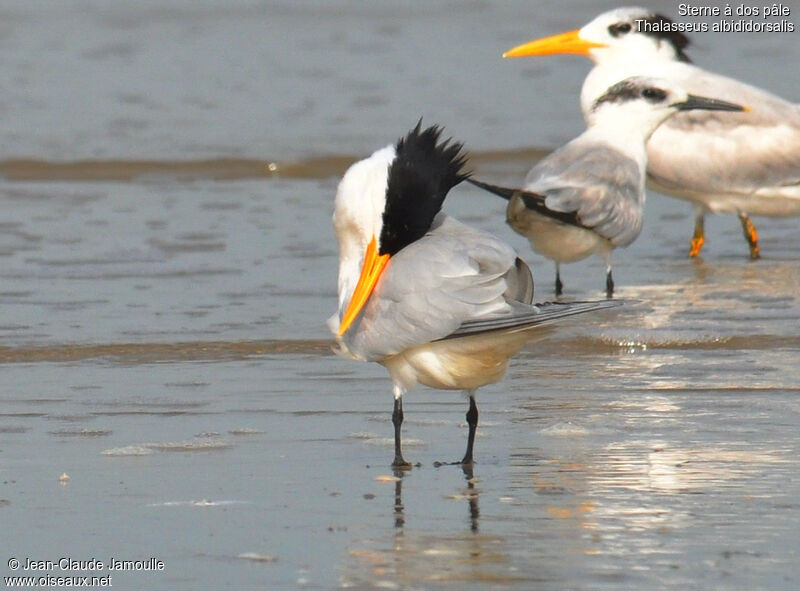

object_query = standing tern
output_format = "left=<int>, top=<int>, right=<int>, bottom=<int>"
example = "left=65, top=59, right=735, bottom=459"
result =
left=503, top=6, right=800, bottom=259
left=470, top=77, right=744, bottom=296
left=329, top=122, right=617, bottom=467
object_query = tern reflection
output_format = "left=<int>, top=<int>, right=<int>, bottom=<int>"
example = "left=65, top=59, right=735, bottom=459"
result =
left=340, top=467, right=517, bottom=588
left=391, top=465, right=479, bottom=533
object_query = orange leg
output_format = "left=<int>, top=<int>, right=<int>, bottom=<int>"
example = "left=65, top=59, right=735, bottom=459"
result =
left=688, top=211, right=705, bottom=258
left=738, top=212, right=760, bottom=260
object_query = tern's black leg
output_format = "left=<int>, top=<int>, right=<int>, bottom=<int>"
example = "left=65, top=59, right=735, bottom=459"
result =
left=738, top=212, right=760, bottom=260
left=555, top=264, right=563, bottom=297
left=461, top=464, right=479, bottom=533
left=392, top=397, right=411, bottom=468
left=392, top=469, right=405, bottom=528
left=605, top=268, right=614, bottom=299
left=460, top=395, right=478, bottom=465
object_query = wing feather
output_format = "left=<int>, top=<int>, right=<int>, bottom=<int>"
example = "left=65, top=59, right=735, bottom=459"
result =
left=445, top=300, right=619, bottom=339
left=342, top=215, right=524, bottom=360
left=524, top=142, right=644, bottom=246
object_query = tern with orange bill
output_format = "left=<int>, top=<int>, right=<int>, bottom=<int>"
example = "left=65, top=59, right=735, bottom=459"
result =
left=503, top=6, right=800, bottom=259
left=329, top=122, right=618, bottom=467
left=470, top=76, right=745, bottom=296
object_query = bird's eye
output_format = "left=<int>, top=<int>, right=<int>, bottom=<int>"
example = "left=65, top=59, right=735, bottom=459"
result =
left=608, top=22, right=633, bottom=37
left=642, top=88, right=667, bottom=102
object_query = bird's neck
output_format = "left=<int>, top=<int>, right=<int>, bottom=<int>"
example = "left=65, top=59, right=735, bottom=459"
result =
left=581, top=115, right=653, bottom=166
left=336, top=238, right=367, bottom=320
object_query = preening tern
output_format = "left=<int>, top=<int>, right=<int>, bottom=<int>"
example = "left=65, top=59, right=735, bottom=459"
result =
left=330, top=123, right=617, bottom=466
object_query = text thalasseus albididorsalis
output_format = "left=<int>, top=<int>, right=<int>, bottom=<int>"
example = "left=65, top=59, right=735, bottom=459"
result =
left=503, top=6, right=800, bottom=259
left=470, top=77, right=744, bottom=297
left=329, top=123, right=618, bottom=467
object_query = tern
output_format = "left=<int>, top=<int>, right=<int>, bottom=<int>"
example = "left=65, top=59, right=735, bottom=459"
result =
left=470, top=76, right=744, bottom=296
left=329, top=122, right=617, bottom=467
left=503, top=6, right=800, bottom=259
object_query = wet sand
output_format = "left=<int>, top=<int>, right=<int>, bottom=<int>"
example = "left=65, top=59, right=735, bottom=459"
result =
left=2, top=1, right=800, bottom=590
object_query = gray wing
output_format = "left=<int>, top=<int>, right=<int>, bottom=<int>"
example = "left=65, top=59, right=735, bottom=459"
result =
left=636, top=62, right=800, bottom=195
left=446, top=300, right=620, bottom=339
left=524, top=140, right=644, bottom=246
left=342, top=215, right=529, bottom=361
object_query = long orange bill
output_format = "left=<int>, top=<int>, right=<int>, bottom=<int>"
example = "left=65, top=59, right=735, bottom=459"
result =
left=503, top=29, right=606, bottom=58
left=338, top=236, right=390, bottom=336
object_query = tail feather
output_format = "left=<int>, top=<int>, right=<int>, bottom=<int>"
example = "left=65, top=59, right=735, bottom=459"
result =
left=467, top=177, right=517, bottom=201
left=467, top=177, right=587, bottom=229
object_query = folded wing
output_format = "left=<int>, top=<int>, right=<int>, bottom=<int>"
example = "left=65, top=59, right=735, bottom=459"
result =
left=525, top=142, right=644, bottom=246
left=344, top=216, right=533, bottom=360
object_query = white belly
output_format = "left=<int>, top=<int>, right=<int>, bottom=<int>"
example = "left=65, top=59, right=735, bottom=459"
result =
left=647, top=120, right=800, bottom=217
left=648, top=175, right=800, bottom=216
left=381, top=325, right=555, bottom=392
left=507, top=206, right=607, bottom=263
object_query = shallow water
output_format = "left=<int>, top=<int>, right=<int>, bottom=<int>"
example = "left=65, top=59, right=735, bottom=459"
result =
left=2, top=2, right=800, bottom=590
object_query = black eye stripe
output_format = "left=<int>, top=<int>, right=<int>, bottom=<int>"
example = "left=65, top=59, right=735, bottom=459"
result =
left=592, top=79, right=670, bottom=110
left=642, top=88, right=668, bottom=102
left=608, top=22, right=632, bottom=37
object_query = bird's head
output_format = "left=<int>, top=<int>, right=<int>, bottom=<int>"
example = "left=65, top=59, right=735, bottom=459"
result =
left=333, top=122, right=469, bottom=336
left=503, top=7, right=691, bottom=65
left=587, top=76, right=745, bottom=138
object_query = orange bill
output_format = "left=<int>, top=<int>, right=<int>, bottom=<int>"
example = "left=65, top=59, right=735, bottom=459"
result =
left=503, top=29, right=606, bottom=58
left=338, top=236, right=390, bottom=336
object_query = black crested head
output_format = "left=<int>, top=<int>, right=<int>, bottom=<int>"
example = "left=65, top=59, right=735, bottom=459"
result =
left=379, top=121, right=470, bottom=256
left=637, top=13, right=692, bottom=62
